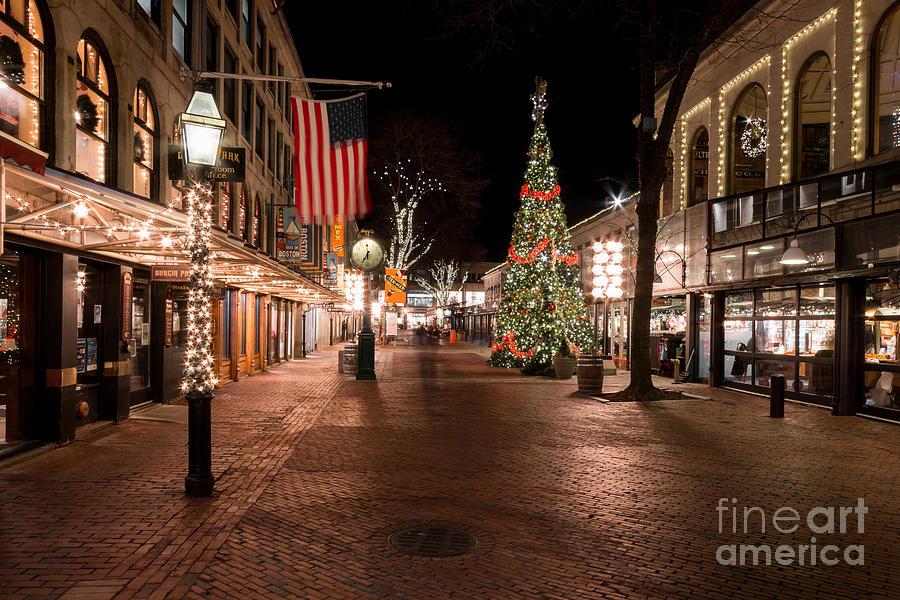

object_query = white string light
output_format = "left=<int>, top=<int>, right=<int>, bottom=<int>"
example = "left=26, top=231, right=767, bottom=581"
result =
left=717, top=56, right=770, bottom=196
left=679, top=97, right=710, bottom=209
left=182, top=182, right=217, bottom=395
left=851, top=0, right=864, bottom=160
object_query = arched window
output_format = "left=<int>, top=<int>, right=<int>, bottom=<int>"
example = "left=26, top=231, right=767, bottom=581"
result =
left=0, top=1, right=47, bottom=150
left=75, top=33, right=114, bottom=184
left=688, top=126, right=709, bottom=206
left=133, top=82, right=157, bottom=200
left=218, top=182, right=232, bottom=230
left=238, top=185, right=247, bottom=239
left=253, top=194, right=260, bottom=246
left=795, top=53, right=832, bottom=178
left=873, top=3, right=900, bottom=154
left=730, top=83, right=767, bottom=195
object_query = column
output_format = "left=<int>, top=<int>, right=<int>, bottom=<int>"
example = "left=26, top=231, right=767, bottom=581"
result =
left=41, top=253, right=78, bottom=443
left=100, top=265, right=132, bottom=422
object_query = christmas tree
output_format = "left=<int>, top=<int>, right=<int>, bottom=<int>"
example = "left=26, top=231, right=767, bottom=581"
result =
left=489, top=78, right=595, bottom=374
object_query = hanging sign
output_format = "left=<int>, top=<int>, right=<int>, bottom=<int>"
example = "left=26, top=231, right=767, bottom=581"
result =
left=121, top=272, right=133, bottom=341
left=151, top=264, right=192, bottom=282
left=168, top=146, right=246, bottom=182
left=164, top=295, right=174, bottom=347
left=385, top=312, right=398, bottom=336
left=331, top=221, right=345, bottom=257
left=276, top=207, right=301, bottom=263
left=384, top=268, right=407, bottom=304
left=324, top=253, right=339, bottom=287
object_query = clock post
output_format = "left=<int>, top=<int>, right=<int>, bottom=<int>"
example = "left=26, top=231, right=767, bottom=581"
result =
left=356, top=272, right=377, bottom=380
left=348, top=232, right=383, bottom=380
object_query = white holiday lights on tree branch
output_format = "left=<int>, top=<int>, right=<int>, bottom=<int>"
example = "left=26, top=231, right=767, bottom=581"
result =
left=414, top=260, right=468, bottom=308
left=591, top=240, right=624, bottom=300
left=181, top=183, right=217, bottom=396
left=379, top=159, right=442, bottom=271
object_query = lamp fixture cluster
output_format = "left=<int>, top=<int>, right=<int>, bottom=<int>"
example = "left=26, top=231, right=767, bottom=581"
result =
left=591, top=240, right=625, bottom=299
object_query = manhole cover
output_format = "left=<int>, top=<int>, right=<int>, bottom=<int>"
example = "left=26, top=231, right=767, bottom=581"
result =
left=388, top=525, right=479, bottom=557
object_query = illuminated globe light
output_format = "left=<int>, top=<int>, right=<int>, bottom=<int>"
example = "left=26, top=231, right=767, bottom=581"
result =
left=591, top=264, right=603, bottom=276
left=607, top=264, right=623, bottom=276
left=611, top=252, right=623, bottom=264
left=592, top=241, right=604, bottom=253
left=592, top=253, right=603, bottom=265
left=609, top=276, right=623, bottom=287
left=592, top=276, right=606, bottom=288
left=607, top=241, right=623, bottom=253
left=607, top=286, right=623, bottom=298
left=591, top=287, right=604, bottom=299
left=597, top=251, right=609, bottom=264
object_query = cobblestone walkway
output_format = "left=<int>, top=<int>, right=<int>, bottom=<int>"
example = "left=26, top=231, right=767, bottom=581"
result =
left=2, top=343, right=899, bottom=599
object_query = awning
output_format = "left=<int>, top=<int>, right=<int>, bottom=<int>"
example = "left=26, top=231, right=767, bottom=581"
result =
left=0, top=163, right=345, bottom=304
left=0, top=132, right=47, bottom=175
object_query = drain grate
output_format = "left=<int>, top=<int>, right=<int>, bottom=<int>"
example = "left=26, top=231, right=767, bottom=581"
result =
left=388, top=525, right=479, bottom=558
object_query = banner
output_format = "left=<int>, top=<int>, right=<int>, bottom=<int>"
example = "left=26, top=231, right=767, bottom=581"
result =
left=331, top=221, right=345, bottom=257
left=385, top=312, right=398, bottom=336
left=324, top=253, right=338, bottom=287
left=384, top=268, right=407, bottom=304
left=276, top=208, right=323, bottom=271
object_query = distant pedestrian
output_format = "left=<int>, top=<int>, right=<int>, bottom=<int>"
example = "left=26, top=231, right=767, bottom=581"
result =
left=416, top=325, right=425, bottom=345
left=341, top=320, right=348, bottom=341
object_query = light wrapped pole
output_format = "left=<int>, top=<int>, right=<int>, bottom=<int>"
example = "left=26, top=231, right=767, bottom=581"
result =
left=183, top=183, right=216, bottom=496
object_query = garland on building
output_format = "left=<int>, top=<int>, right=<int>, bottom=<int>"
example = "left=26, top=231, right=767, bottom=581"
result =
left=488, top=78, right=595, bottom=374
left=740, top=116, right=767, bottom=158
left=76, top=94, right=99, bottom=134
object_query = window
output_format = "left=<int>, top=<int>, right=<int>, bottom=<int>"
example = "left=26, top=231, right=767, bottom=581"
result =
left=225, top=0, right=238, bottom=22
left=133, top=84, right=157, bottom=200
left=137, top=0, right=160, bottom=24
left=276, top=63, right=284, bottom=107
left=659, top=148, right=674, bottom=218
left=730, top=83, right=767, bottom=194
left=218, top=181, right=232, bottom=230
left=863, top=279, right=900, bottom=414
left=255, top=296, right=261, bottom=353
left=172, top=0, right=190, bottom=63
left=241, top=0, right=251, bottom=47
left=76, top=36, right=113, bottom=184
left=268, top=46, right=276, bottom=94
left=275, top=131, right=283, bottom=181
left=267, top=118, right=275, bottom=170
left=253, top=194, right=260, bottom=246
left=240, top=292, right=247, bottom=356
left=240, top=80, right=251, bottom=140
left=223, top=45, right=237, bottom=123
left=222, top=290, right=232, bottom=359
left=873, top=4, right=900, bottom=154
left=204, top=17, right=219, bottom=83
left=239, top=186, right=247, bottom=239
left=795, top=53, right=832, bottom=179
left=688, top=127, right=709, bottom=206
left=255, top=14, right=265, bottom=71
left=0, top=0, right=46, bottom=151
left=255, top=98, right=264, bottom=157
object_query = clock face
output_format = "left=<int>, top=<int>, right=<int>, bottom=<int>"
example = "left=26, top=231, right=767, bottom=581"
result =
left=350, top=237, right=384, bottom=271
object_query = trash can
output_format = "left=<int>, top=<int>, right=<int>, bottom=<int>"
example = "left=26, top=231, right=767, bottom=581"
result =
left=577, top=353, right=605, bottom=395
left=343, top=343, right=358, bottom=374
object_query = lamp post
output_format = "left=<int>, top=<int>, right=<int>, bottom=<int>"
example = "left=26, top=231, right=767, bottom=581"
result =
left=779, top=212, right=836, bottom=265
left=591, top=240, right=625, bottom=353
left=179, top=82, right=226, bottom=497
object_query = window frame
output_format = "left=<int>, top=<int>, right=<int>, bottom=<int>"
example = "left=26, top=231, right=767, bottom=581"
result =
left=793, top=51, right=833, bottom=181
left=729, top=82, right=767, bottom=195
left=172, top=0, right=191, bottom=64
left=137, top=0, right=161, bottom=25
left=254, top=96, right=264, bottom=158
left=223, top=44, right=237, bottom=124
left=240, top=79, right=252, bottom=141
left=0, top=0, right=48, bottom=152
left=75, top=32, right=116, bottom=185
left=688, top=126, right=709, bottom=207
left=132, top=82, right=158, bottom=201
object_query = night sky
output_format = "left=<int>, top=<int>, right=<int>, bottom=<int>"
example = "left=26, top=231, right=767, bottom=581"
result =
left=286, top=3, right=640, bottom=260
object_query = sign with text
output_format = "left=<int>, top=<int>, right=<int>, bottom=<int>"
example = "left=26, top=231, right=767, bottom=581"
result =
left=324, top=253, right=339, bottom=287
left=385, top=312, right=398, bottom=336
left=384, top=268, right=407, bottom=305
left=331, top=221, right=345, bottom=257
left=151, top=264, right=192, bottom=282
left=168, top=146, right=246, bottom=182
left=277, top=208, right=323, bottom=271
left=121, top=272, right=133, bottom=341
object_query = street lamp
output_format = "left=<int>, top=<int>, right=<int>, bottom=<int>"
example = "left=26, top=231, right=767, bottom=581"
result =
left=779, top=212, right=835, bottom=266
left=591, top=240, right=625, bottom=355
left=180, top=82, right=226, bottom=497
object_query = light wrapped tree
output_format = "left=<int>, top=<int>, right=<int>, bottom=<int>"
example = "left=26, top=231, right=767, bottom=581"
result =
left=378, top=160, right=441, bottom=271
left=489, top=79, right=595, bottom=374
left=415, top=260, right=469, bottom=307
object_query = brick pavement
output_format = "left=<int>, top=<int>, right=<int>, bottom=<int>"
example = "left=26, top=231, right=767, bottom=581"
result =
left=1, top=342, right=899, bottom=599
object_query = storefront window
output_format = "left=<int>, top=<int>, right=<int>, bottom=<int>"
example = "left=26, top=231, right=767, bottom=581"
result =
left=722, top=285, right=835, bottom=399
left=864, top=280, right=900, bottom=412
left=744, top=241, right=784, bottom=280
left=222, top=290, right=232, bottom=359
left=0, top=0, right=44, bottom=150
left=0, top=250, right=20, bottom=443
left=240, top=292, right=246, bottom=356
left=75, top=36, right=112, bottom=184
left=784, top=228, right=835, bottom=274
left=130, top=279, right=150, bottom=403
left=873, top=4, right=900, bottom=154
left=133, top=84, right=156, bottom=200
left=710, top=249, right=743, bottom=284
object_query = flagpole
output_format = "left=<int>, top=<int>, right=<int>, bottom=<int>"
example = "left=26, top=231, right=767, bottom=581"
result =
left=194, top=71, right=391, bottom=89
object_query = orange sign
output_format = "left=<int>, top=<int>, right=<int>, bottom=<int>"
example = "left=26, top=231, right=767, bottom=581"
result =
left=331, top=221, right=345, bottom=257
left=384, top=268, right=407, bottom=304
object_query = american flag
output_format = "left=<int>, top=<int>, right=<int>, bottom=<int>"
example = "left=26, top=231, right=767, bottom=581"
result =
left=292, top=93, right=371, bottom=223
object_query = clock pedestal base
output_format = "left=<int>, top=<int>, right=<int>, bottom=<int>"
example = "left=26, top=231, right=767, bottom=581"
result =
left=356, top=331, right=377, bottom=380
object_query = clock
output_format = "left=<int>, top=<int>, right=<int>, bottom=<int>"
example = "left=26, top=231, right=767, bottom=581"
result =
left=349, top=236, right=385, bottom=271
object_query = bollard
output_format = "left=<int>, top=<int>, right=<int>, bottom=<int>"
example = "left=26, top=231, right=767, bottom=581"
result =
left=673, top=359, right=680, bottom=384
left=769, top=374, right=785, bottom=418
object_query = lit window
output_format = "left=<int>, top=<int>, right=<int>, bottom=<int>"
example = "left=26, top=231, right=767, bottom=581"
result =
left=133, top=84, right=157, bottom=200
left=0, top=0, right=45, bottom=150
left=795, top=53, right=832, bottom=178
left=730, top=83, right=767, bottom=195
left=75, top=36, right=112, bottom=184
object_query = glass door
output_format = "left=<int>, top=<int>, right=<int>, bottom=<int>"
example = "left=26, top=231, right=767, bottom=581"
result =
left=129, top=278, right=151, bottom=405
left=0, top=251, right=20, bottom=444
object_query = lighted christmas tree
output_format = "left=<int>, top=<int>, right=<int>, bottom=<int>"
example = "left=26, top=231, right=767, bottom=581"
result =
left=489, top=78, right=595, bottom=374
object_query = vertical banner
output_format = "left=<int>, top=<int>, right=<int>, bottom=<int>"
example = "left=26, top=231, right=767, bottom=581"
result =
left=385, top=312, right=398, bottom=336
left=384, top=268, right=407, bottom=304
left=299, top=219, right=323, bottom=272
left=331, top=220, right=345, bottom=256
left=121, top=272, right=133, bottom=341
left=324, top=253, right=338, bottom=287
left=276, top=207, right=301, bottom=263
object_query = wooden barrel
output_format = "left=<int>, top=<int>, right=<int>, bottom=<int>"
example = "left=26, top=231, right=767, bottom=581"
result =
left=577, top=354, right=605, bottom=394
left=343, top=343, right=358, bottom=374
left=337, top=350, right=345, bottom=373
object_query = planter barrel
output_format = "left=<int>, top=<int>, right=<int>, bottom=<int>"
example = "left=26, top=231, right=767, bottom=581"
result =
left=577, top=354, right=605, bottom=394
left=343, top=343, right=358, bottom=374
left=553, top=355, right=577, bottom=379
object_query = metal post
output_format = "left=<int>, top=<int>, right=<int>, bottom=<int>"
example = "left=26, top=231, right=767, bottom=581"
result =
left=769, top=374, right=785, bottom=418
left=356, top=273, right=376, bottom=380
